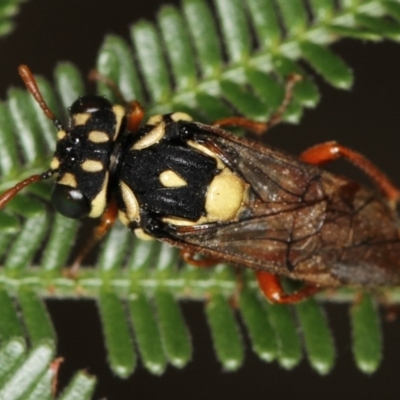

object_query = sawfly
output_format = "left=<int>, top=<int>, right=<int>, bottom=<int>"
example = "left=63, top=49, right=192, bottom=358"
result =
left=1, top=65, right=399, bottom=303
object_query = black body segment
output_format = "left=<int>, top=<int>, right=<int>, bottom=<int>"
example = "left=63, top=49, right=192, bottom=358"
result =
left=117, top=121, right=219, bottom=223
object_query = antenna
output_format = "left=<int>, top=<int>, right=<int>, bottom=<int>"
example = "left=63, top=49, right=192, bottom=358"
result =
left=0, top=66, right=59, bottom=209
left=18, top=65, right=64, bottom=131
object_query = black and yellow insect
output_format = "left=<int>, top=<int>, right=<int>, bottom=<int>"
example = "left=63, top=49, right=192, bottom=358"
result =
left=2, top=65, right=400, bottom=304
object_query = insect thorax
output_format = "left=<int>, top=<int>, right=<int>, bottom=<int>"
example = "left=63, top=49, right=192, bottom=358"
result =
left=115, top=113, right=249, bottom=239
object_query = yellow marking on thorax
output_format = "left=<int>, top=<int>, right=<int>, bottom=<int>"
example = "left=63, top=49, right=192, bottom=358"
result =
left=159, top=170, right=187, bottom=187
left=162, top=216, right=208, bottom=226
left=205, top=169, right=247, bottom=222
left=120, top=181, right=140, bottom=221
left=58, top=172, right=78, bottom=188
left=81, top=160, right=104, bottom=172
left=112, top=105, right=125, bottom=140
left=118, top=210, right=130, bottom=226
left=132, top=122, right=166, bottom=150
left=187, top=140, right=225, bottom=169
left=162, top=168, right=248, bottom=225
left=73, top=113, right=90, bottom=126
left=170, top=112, right=193, bottom=122
left=147, top=114, right=163, bottom=125
left=134, top=228, right=155, bottom=241
left=88, top=130, right=110, bottom=143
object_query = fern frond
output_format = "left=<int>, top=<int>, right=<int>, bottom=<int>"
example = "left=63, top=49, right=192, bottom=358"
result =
left=0, top=339, right=96, bottom=399
left=0, top=288, right=96, bottom=397
left=0, top=0, right=399, bottom=385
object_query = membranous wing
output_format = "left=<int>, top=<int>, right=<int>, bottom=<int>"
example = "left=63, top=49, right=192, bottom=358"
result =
left=164, top=123, right=400, bottom=287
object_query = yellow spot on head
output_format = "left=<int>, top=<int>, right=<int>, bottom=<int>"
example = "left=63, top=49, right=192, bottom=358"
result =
left=159, top=170, right=187, bottom=188
left=89, top=172, right=109, bottom=218
left=73, top=113, right=90, bottom=126
left=50, top=157, right=60, bottom=170
left=88, top=130, right=110, bottom=143
left=81, top=159, right=104, bottom=172
left=57, top=130, right=67, bottom=140
left=58, top=172, right=78, bottom=188
left=170, top=112, right=193, bottom=122
left=120, top=181, right=140, bottom=221
left=132, top=122, right=166, bottom=150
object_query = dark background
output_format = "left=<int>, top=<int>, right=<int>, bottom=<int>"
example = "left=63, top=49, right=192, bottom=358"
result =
left=2, top=1, right=400, bottom=399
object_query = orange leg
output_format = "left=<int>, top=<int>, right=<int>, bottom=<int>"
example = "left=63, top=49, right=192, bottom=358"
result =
left=181, top=250, right=242, bottom=308
left=300, top=141, right=400, bottom=204
left=213, top=74, right=302, bottom=135
left=181, top=250, right=221, bottom=268
left=126, top=101, right=145, bottom=132
left=69, top=198, right=119, bottom=276
left=256, top=271, right=319, bottom=304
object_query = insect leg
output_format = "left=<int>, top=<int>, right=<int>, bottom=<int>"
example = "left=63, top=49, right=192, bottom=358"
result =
left=69, top=198, right=119, bottom=275
left=125, top=101, right=145, bottom=132
left=256, top=271, right=319, bottom=304
left=213, top=74, right=302, bottom=135
left=181, top=250, right=221, bottom=267
left=300, top=141, right=400, bottom=204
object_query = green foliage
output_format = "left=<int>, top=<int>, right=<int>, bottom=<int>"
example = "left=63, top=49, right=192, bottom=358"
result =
left=0, top=0, right=27, bottom=38
left=351, top=294, right=382, bottom=374
left=0, top=287, right=96, bottom=398
left=0, top=0, right=400, bottom=394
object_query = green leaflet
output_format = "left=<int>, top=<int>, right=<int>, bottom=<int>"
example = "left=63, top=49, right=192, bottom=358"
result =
left=0, top=0, right=27, bottom=38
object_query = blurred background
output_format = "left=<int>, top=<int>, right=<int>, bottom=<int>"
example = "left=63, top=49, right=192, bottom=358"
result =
left=1, top=1, right=400, bottom=398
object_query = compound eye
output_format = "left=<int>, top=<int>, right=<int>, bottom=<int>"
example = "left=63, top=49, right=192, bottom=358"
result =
left=51, top=184, right=91, bottom=219
left=69, top=95, right=112, bottom=115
